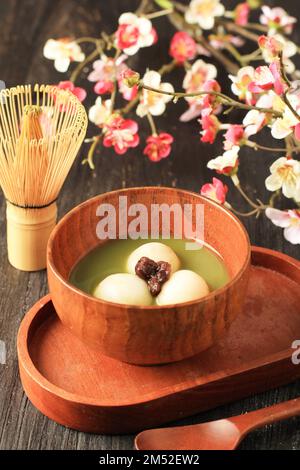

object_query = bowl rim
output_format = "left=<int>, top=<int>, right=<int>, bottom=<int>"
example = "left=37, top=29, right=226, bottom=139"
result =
left=47, top=186, right=251, bottom=310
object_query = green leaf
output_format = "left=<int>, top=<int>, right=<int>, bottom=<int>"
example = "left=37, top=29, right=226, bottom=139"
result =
left=154, top=0, right=174, bottom=10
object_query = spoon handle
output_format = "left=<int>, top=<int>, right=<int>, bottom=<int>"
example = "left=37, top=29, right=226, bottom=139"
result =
left=230, top=397, right=300, bottom=434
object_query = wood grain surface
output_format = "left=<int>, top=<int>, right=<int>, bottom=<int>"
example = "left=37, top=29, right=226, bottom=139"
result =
left=0, top=0, right=299, bottom=450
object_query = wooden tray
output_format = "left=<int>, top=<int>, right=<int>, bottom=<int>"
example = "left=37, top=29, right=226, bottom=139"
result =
left=17, top=246, right=300, bottom=434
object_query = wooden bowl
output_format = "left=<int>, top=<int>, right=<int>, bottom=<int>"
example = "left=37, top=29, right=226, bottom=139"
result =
left=47, top=187, right=250, bottom=365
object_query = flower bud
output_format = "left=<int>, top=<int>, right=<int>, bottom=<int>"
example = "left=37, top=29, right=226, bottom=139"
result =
left=121, top=69, right=140, bottom=88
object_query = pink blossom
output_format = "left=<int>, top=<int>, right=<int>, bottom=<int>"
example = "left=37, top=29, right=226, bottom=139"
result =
left=201, top=177, right=228, bottom=204
left=183, top=60, right=217, bottom=104
left=267, top=62, right=286, bottom=95
left=56, top=81, right=86, bottom=102
left=136, top=71, right=174, bottom=117
left=43, top=38, right=85, bottom=72
left=115, top=13, right=157, bottom=55
left=248, top=63, right=285, bottom=95
left=207, top=146, right=240, bottom=176
left=143, top=133, right=174, bottom=162
left=88, top=54, right=127, bottom=95
left=209, top=34, right=244, bottom=50
left=223, top=125, right=245, bottom=150
left=201, top=79, right=222, bottom=115
left=88, top=97, right=112, bottom=127
left=103, top=115, right=140, bottom=154
left=258, top=35, right=283, bottom=61
left=270, top=93, right=300, bottom=140
left=258, top=33, right=297, bottom=73
left=200, top=114, right=220, bottom=144
left=266, top=208, right=300, bottom=244
left=94, top=80, right=114, bottom=95
left=116, top=24, right=139, bottom=50
left=294, top=123, right=300, bottom=141
left=185, top=0, right=225, bottom=30
left=229, top=66, right=256, bottom=105
left=260, top=6, right=297, bottom=35
left=169, top=32, right=197, bottom=64
left=180, top=63, right=221, bottom=122
left=243, top=93, right=275, bottom=137
left=180, top=79, right=221, bottom=122
left=265, top=157, right=300, bottom=201
left=243, top=109, right=266, bottom=137
left=118, top=79, right=138, bottom=101
left=235, top=3, right=250, bottom=26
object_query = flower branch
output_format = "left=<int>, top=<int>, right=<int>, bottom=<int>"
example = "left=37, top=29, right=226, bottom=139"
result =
left=138, top=82, right=283, bottom=116
left=42, top=0, right=300, bottom=244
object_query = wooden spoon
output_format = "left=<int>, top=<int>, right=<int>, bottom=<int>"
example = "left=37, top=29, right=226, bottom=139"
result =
left=135, top=398, right=300, bottom=450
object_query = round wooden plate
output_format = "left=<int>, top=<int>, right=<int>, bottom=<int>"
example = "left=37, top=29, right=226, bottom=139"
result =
left=17, top=246, right=300, bottom=434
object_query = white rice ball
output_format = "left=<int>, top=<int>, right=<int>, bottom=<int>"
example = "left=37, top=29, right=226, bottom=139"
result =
left=156, top=270, right=209, bottom=306
left=94, top=273, right=152, bottom=306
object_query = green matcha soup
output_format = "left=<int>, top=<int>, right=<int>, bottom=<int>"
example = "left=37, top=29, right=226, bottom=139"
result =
left=70, top=239, right=229, bottom=300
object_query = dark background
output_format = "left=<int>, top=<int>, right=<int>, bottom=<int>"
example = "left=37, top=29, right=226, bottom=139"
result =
left=0, top=0, right=299, bottom=450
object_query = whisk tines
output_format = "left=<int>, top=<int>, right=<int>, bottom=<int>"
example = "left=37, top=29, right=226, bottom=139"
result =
left=0, top=84, right=87, bottom=271
left=0, top=84, right=87, bottom=208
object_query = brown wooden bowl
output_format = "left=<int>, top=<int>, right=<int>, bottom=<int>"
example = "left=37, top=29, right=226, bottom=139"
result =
left=47, top=187, right=250, bottom=365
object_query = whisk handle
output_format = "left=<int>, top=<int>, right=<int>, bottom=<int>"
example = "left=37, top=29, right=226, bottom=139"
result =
left=6, top=201, right=57, bottom=271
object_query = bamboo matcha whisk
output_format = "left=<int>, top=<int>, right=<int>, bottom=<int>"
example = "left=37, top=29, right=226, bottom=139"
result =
left=0, top=84, right=87, bottom=271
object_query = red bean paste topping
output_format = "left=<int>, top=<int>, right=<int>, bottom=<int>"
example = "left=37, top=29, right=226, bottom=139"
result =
left=135, top=256, right=171, bottom=296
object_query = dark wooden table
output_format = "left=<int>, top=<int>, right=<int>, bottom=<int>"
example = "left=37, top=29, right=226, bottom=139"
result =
left=0, top=0, right=299, bottom=450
